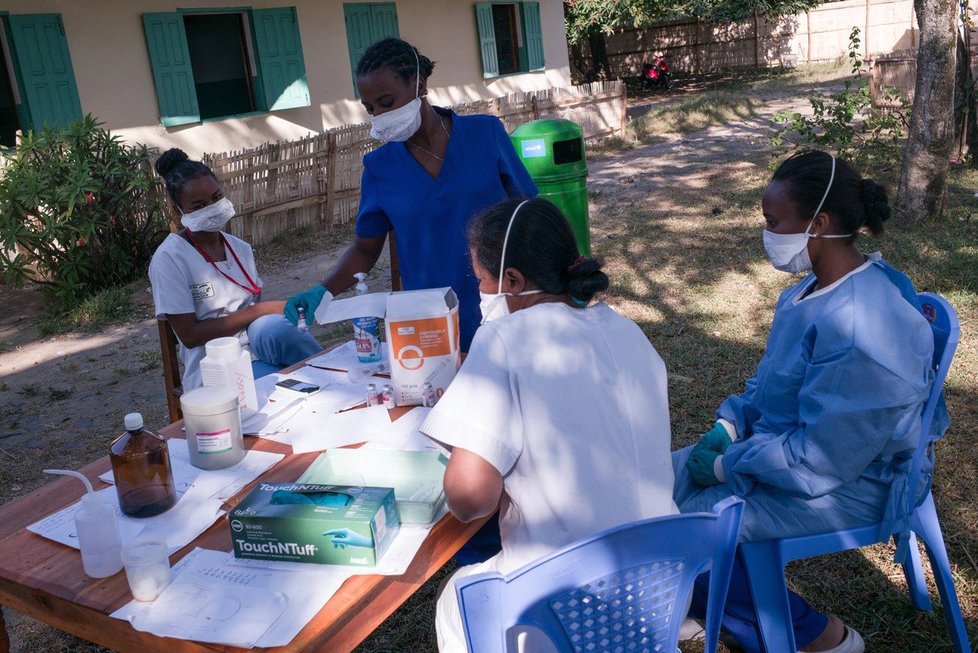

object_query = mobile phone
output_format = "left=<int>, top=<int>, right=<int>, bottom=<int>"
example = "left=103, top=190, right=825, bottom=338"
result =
left=274, top=379, right=321, bottom=394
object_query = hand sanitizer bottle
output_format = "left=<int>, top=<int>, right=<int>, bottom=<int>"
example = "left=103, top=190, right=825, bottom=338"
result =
left=352, top=272, right=381, bottom=363
left=44, top=469, right=123, bottom=578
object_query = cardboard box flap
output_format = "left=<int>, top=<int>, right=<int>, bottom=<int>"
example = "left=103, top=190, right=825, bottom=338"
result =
left=315, top=292, right=388, bottom=325
left=386, top=288, right=456, bottom=319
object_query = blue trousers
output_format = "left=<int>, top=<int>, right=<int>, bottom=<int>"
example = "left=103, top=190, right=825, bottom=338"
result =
left=689, top=555, right=827, bottom=653
left=247, top=314, right=321, bottom=378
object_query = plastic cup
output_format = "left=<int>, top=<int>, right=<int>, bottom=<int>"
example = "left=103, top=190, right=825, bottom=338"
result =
left=122, top=539, right=171, bottom=602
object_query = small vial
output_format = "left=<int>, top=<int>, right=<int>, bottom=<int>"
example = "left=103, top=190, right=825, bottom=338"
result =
left=422, top=381, right=437, bottom=408
left=296, top=306, right=308, bottom=332
left=381, top=384, right=395, bottom=410
left=365, top=383, right=380, bottom=407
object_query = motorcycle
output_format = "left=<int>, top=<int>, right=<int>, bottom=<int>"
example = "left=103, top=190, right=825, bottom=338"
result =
left=641, top=54, right=670, bottom=91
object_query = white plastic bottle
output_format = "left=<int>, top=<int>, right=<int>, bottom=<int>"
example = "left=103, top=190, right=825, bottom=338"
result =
left=352, top=272, right=381, bottom=363
left=44, top=469, right=123, bottom=578
left=199, top=336, right=258, bottom=418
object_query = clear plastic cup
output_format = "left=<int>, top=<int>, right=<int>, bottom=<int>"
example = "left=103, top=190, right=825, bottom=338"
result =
left=122, top=539, right=171, bottom=602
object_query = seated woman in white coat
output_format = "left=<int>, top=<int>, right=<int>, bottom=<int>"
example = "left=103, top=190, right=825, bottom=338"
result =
left=420, top=197, right=679, bottom=652
left=149, top=148, right=320, bottom=390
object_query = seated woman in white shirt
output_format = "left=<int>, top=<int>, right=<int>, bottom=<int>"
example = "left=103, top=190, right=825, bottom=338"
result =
left=148, top=148, right=320, bottom=390
left=420, top=197, right=679, bottom=652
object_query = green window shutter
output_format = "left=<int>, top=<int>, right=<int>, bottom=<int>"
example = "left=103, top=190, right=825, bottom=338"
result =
left=345, top=3, right=374, bottom=93
left=475, top=3, right=499, bottom=79
left=7, top=14, right=82, bottom=131
left=522, top=2, right=544, bottom=71
left=344, top=3, right=399, bottom=97
left=252, top=7, right=310, bottom=112
left=142, top=13, right=199, bottom=127
left=370, top=4, right=399, bottom=45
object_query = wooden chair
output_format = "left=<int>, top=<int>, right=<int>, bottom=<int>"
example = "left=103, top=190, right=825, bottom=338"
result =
left=157, top=319, right=183, bottom=422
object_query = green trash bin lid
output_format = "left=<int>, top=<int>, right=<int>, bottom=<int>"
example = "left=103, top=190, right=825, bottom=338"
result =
left=511, top=118, right=587, bottom=178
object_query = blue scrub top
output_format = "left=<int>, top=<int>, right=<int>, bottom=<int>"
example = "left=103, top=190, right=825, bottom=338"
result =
left=355, top=109, right=538, bottom=351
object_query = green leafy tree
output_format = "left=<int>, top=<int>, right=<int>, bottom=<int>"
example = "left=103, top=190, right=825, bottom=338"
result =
left=0, top=115, right=169, bottom=305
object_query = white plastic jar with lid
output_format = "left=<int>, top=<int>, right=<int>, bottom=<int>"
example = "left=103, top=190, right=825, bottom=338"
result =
left=179, top=385, right=245, bottom=470
left=199, top=336, right=258, bottom=418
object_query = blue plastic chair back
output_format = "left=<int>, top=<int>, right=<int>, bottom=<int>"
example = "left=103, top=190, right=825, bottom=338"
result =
left=904, top=292, right=959, bottom=519
left=456, top=497, right=744, bottom=653
left=739, top=292, right=971, bottom=652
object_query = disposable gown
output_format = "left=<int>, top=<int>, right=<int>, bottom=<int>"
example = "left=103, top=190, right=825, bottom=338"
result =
left=673, top=254, right=949, bottom=542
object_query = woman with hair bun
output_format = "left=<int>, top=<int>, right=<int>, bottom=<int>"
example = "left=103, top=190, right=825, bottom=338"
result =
left=674, top=150, right=947, bottom=653
left=148, top=148, right=320, bottom=391
left=421, top=197, right=679, bottom=651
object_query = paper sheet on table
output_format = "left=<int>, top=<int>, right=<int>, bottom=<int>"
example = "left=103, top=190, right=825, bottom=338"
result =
left=249, top=367, right=369, bottom=436
left=27, top=482, right=224, bottom=555
left=358, top=406, right=447, bottom=455
left=98, top=442, right=283, bottom=501
left=113, top=547, right=346, bottom=648
left=306, top=340, right=390, bottom=373
left=287, top=405, right=392, bottom=454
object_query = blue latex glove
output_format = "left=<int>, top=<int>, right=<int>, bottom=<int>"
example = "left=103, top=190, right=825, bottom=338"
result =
left=687, top=448, right=723, bottom=486
left=322, top=528, right=373, bottom=550
left=285, top=284, right=329, bottom=327
left=692, top=422, right=733, bottom=456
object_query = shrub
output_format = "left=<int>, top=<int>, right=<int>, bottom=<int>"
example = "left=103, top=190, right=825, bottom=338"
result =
left=0, top=115, right=168, bottom=306
left=770, top=27, right=910, bottom=166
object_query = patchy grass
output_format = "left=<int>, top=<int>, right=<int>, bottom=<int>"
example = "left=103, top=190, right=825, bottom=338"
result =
left=38, top=287, right=142, bottom=335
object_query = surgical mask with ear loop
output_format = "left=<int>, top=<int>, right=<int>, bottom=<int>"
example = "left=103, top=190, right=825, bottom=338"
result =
left=762, top=156, right=854, bottom=273
left=479, top=200, right=542, bottom=324
left=180, top=197, right=236, bottom=232
left=369, top=49, right=423, bottom=143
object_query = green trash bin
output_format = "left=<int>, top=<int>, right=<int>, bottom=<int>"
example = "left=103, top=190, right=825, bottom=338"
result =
left=510, top=118, right=590, bottom=256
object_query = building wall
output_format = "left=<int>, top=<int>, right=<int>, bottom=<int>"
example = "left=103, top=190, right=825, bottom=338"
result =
left=4, top=0, right=571, bottom=157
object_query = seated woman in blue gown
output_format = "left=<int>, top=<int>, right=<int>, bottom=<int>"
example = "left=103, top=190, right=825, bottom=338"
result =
left=674, top=150, right=947, bottom=653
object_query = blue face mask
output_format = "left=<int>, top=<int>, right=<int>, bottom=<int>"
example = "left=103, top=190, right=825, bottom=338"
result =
left=478, top=200, right=541, bottom=324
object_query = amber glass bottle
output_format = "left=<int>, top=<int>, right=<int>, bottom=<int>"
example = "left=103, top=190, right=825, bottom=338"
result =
left=109, top=413, right=176, bottom=517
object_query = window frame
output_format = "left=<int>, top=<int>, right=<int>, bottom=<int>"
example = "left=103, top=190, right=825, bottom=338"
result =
left=474, top=1, right=544, bottom=79
left=142, top=6, right=310, bottom=128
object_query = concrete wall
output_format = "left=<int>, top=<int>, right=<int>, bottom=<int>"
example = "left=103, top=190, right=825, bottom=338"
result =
left=4, top=0, right=571, bottom=157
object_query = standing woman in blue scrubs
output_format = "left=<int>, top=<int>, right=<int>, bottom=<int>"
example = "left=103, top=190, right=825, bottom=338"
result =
left=284, top=38, right=537, bottom=353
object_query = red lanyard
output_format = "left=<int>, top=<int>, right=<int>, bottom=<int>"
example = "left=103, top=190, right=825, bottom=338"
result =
left=183, top=230, right=262, bottom=296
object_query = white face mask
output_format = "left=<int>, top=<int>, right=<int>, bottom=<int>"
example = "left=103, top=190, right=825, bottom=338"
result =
left=763, top=156, right=852, bottom=273
left=479, top=200, right=542, bottom=324
left=180, top=197, right=235, bottom=232
left=369, top=49, right=422, bottom=143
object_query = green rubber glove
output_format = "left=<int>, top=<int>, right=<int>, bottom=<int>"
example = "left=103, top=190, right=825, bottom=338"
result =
left=285, top=284, right=330, bottom=327
left=687, top=448, right=723, bottom=486
left=692, top=422, right=733, bottom=456
left=322, top=528, right=373, bottom=550
left=270, top=489, right=353, bottom=507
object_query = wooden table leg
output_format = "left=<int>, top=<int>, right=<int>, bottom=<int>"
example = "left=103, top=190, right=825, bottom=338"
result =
left=0, top=607, right=10, bottom=653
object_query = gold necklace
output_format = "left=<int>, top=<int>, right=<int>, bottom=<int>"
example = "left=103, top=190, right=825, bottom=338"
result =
left=407, top=115, right=450, bottom=162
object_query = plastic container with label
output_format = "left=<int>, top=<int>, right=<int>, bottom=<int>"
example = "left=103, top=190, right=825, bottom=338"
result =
left=199, top=336, right=258, bottom=418
left=179, top=385, right=245, bottom=470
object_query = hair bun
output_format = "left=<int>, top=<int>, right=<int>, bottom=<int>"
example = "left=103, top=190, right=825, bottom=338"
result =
left=155, top=148, right=190, bottom=179
left=860, top=178, right=890, bottom=236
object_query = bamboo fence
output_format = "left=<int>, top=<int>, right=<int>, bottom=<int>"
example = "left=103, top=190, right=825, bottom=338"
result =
left=204, top=80, right=625, bottom=245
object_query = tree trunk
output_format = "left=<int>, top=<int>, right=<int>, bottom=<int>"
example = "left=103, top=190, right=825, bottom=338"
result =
left=587, top=31, right=611, bottom=81
left=895, top=0, right=958, bottom=223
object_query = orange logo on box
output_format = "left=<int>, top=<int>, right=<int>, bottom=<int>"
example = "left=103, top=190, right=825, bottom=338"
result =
left=388, top=317, right=451, bottom=358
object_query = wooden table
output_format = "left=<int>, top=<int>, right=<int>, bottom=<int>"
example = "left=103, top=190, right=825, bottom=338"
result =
left=0, top=405, right=485, bottom=652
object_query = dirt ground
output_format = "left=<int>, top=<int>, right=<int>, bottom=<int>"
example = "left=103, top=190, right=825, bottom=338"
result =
left=0, top=74, right=845, bottom=651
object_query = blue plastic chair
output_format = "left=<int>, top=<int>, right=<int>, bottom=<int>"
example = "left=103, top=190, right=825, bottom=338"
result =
left=455, top=497, right=744, bottom=653
left=739, top=292, right=971, bottom=653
